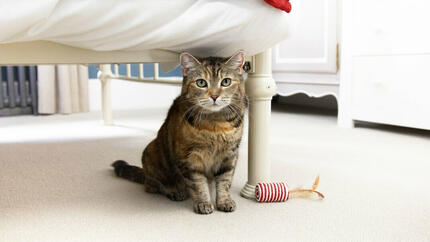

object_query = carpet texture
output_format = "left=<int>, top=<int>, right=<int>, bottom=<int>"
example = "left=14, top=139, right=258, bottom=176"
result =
left=1, top=105, right=430, bottom=241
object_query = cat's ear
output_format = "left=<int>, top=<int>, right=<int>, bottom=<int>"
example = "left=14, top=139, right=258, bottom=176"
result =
left=180, top=52, right=201, bottom=76
left=225, top=50, right=245, bottom=74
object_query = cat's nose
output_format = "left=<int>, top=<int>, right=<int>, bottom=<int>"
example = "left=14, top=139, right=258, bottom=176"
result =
left=210, top=95, right=219, bottom=101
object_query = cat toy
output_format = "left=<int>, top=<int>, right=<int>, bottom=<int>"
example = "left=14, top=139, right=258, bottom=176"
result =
left=255, top=176, right=324, bottom=202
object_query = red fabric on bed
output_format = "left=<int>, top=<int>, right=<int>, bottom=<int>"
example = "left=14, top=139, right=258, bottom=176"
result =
left=264, top=0, right=292, bottom=13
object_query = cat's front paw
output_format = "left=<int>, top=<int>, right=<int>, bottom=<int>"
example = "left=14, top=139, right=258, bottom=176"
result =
left=216, top=199, right=236, bottom=212
left=194, top=201, right=214, bottom=215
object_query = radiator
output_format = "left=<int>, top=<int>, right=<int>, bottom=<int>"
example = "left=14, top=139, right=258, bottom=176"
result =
left=0, top=66, right=38, bottom=116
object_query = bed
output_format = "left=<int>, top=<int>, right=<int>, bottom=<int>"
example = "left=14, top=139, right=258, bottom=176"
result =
left=0, top=0, right=295, bottom=199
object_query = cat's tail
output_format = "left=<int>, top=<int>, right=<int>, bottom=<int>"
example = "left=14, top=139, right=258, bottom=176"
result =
left=111, top=160, right=145, bottom=184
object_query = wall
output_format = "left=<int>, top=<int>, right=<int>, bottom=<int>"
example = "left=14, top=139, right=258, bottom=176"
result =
left=88, top=64, right=182, bottom=111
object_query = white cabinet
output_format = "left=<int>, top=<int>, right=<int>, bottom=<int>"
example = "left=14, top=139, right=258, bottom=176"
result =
left=273, top=0, right=339, bottom=100
left=339, top=0, right=430, bottom=130
left=351, top=0, right=430, bottom=56
left=273, top=0, right=430, bottom=130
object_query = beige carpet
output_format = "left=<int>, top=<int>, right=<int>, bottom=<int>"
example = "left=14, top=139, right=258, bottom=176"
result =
left=1, top=104, right=430, bottom=242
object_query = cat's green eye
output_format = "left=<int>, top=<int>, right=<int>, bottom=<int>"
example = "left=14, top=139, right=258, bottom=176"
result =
left=196, top=79, right=207, bottom=88
left=221, top=78, right=231, bottom=87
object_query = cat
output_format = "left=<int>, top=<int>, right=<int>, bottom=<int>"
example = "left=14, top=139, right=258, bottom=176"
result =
left=111, top=51, right=247, bottom=214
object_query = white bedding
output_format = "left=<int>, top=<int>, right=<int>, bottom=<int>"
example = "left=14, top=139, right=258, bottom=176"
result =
left=0, top=0, right=296, bottom=57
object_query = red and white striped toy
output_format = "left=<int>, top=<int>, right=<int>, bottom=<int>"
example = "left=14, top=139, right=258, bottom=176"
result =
left=255, top=182, right=290, bottom=202
left=255, top=176, right=324, bottom=202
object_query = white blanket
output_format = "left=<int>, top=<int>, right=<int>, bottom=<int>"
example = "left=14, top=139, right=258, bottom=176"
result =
left=0, top=0, right=296, bottom=57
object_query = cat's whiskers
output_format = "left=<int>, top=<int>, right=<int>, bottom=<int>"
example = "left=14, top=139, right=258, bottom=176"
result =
left=181, top=104, right=200, bottom=122
left=227, top=105, right=243, bottom=123
left=178, top=97, right=199, bottom=105
left=195, top=109, right=205, bottom=127
left=226, top=106, right=236, bottom=120
left=228, top=102, right=244, bottom=115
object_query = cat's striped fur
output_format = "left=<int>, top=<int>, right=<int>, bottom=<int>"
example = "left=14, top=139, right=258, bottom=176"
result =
left=112, top=51, right=246, bottom=214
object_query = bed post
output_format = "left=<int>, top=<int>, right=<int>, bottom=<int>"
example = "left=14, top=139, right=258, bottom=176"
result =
left=241, top=49, right=277, bottom=199
left=98, top=64, right=113, bottom=125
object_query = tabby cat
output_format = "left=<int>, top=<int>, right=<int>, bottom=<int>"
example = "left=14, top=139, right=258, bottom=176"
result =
left=111, top=51, right=246, bottom=214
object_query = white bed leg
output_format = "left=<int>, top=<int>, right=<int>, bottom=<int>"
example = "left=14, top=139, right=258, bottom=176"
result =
left=241, top=49, right=277, bottom=199
left=98, top=64, right=113, bottom=125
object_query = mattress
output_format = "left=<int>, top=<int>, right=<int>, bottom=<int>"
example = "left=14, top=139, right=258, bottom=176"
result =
left=0, top=0, right=297, bottom=57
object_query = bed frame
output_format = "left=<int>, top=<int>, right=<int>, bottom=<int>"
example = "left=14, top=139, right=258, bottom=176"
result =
left=0, top=40, right=277, bottom=199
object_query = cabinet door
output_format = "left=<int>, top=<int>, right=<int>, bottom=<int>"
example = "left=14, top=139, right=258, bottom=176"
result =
left=351, top=55, right=430, bottom=130
left=352, top=0, right=430, bottom=56
left=272, top=0, right=337, bottom=73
